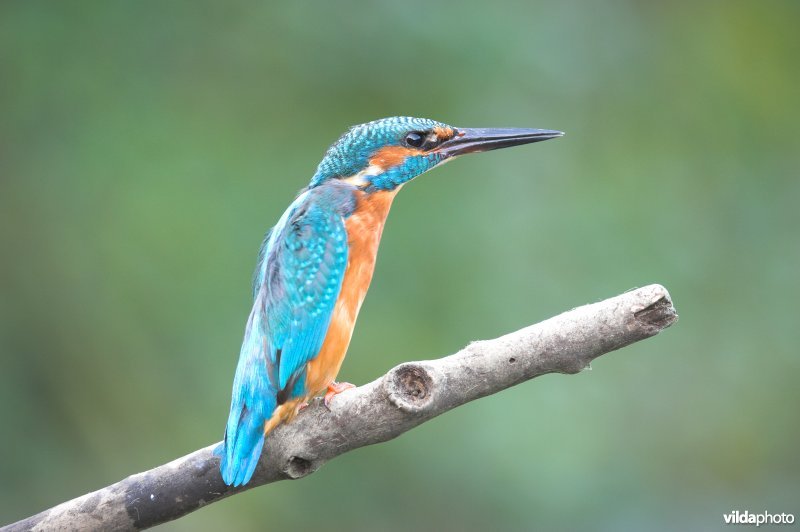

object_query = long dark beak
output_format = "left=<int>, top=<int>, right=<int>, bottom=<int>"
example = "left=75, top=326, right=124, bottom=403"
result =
left=436, top=127, right=564, bottom=157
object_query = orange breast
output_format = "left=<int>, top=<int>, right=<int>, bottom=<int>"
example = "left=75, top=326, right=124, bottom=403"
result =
left=304, top=188, right=398, bottom=396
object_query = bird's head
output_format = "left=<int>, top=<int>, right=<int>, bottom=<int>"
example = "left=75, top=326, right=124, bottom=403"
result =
left=309, top=116, right=562, bottom=191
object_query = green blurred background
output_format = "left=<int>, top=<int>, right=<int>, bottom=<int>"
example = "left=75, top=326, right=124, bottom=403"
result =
left=1, top=2, right=798, bottom=530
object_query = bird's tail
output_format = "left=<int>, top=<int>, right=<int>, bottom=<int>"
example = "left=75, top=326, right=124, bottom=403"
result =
left=217, top=303, right=277, bottom=487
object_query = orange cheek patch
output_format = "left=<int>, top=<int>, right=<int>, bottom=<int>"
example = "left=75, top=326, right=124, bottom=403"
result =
left=369, top=146, right=420, bottom=169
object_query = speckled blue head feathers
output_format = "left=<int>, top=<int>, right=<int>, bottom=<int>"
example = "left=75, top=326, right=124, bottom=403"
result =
left=310, top=116, right=457, bottom=191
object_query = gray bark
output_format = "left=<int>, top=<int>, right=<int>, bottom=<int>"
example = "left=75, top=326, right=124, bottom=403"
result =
left=3, top=284, right=677, bottom=531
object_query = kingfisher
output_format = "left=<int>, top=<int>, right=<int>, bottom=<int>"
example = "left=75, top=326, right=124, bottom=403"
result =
left=218, top=116, right=562, bottom=486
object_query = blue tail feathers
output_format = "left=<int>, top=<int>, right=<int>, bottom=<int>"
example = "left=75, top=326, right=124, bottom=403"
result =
left=218, top=302, right=277, bottom=486
left=219, top=404, right=270, bottom=486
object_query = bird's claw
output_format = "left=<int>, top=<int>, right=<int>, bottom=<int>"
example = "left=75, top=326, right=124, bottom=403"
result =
left=324, top=381, right=356, bottom=410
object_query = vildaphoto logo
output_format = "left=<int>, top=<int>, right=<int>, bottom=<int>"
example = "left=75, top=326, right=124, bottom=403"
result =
left=723, top=510, right=795, bottom=526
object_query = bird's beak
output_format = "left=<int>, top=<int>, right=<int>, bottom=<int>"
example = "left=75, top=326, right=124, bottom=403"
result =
left=435, top=127, right=564, bottom=158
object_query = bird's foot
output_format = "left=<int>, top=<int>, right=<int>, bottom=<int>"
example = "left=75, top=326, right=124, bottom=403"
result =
left=324, top=381, right=356, bottom=410
left=295, top=401, right=309, bottom=415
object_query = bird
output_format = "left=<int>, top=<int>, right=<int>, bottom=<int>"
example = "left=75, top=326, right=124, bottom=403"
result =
left=218, top=116, right=563, bottom=486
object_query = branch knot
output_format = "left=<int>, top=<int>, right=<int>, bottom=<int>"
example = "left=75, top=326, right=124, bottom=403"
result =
left=384, top=363, right=435, bottom=413
left=284, top=456, right=317, bottom=479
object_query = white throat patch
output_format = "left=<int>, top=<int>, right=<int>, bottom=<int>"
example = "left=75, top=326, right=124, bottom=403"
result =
left=341, top=164, right=384, bottom=187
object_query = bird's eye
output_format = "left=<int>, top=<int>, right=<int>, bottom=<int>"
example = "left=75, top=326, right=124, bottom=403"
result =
left=404, top=132, right=425, bottom=148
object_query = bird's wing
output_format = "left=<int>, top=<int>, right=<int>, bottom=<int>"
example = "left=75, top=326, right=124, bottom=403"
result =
left=220, top=190, right=350, bottom=486
left=263, top=195, right=350, bottom=396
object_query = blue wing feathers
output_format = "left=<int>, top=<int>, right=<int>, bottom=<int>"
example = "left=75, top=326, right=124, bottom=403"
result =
left=273, top=194, right=350, bottom=391
left=219, top=183, right=355, bottom=486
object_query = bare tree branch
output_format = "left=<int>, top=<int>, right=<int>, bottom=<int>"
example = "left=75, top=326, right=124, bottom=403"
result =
left=4, top=284, right=677, bottom=532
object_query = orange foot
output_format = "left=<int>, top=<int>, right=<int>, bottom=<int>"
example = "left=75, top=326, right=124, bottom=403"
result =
left=295, top=401, right=309, bottom=415
left=324, top=381, right=356, bottom=410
